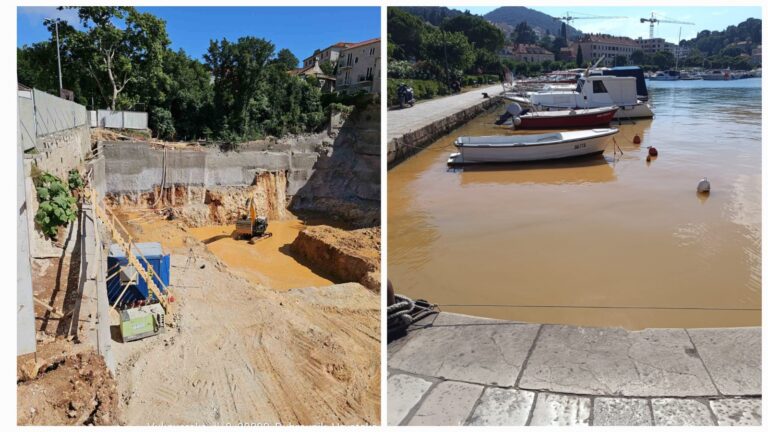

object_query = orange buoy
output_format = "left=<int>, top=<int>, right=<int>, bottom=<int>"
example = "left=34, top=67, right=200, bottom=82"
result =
left=633, top=134, right=641, bottom=144
left=648, top=146, right=658, bottom=157
left=169, top=295, right=175, bottom=303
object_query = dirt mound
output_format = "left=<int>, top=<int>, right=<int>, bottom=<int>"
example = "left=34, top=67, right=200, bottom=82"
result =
left=17, top=351, right=119, bottom=426
left=290, top=225, right=381, bottom=291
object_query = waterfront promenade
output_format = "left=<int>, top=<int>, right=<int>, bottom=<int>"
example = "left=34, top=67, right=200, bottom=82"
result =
left=387, top=84, right=502, bottom=166
left=388, top=312, right=761, bottom=426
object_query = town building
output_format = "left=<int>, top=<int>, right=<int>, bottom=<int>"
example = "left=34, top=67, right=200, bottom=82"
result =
left=290, top=62, right=336, bottom=93
left=336, top=38, right=380, bottom=94
left=575, top=34, right=640, bottom=65
left=500, top=44, right=555, bottom=63
left=301, top=42, right=351, bottom=68
left=637, top=37, right=688, bottom=59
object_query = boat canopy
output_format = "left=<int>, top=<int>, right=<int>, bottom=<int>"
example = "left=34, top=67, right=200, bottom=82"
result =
left=600, top=66, right=648, bottom=99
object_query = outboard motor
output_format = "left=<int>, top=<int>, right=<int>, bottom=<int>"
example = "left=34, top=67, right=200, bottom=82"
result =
left=397, top=83, right=416, bottom=109
left=496, top=102, right=525, bottom=126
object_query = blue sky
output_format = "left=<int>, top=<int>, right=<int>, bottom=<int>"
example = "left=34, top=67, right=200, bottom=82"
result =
left=465, top=6, right=761, bottom=41
left=17, top=7, right=380, bottom=61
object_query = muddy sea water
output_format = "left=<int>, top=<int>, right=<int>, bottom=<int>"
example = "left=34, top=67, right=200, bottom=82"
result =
left=388, top=78, right=761, bottom=329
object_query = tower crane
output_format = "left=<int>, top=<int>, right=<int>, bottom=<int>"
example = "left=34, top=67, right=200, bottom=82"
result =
left=640, top=12, right=694, bottom=39
left=553, top=12, right=628, bottom=41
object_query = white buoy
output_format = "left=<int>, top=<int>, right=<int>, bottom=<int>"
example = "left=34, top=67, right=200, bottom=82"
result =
left=513, top=116, right=522, bottom=127
left=697, top=178, right=711, bottom=194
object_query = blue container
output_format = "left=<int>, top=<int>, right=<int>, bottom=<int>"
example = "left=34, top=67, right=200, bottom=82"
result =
left=107, top=242, right=170, bottom=307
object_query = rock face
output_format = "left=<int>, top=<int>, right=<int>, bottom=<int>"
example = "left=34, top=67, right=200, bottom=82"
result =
left=17, top=350, right=119, bottom=426
left=291, top=225, right=381, bottom=292
left=290, top=104, right=381, bottom=227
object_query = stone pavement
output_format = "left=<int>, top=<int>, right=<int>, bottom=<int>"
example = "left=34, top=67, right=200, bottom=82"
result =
left=387, top=85, right=502, bottom=166
left=388, top=312, right=761, bottom=426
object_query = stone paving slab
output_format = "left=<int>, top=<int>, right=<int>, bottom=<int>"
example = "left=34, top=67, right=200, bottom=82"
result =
left=466, top=387, right=535, bottom=426
left=407, top=381, right=484, bottom=426
left=389, top=316, right=540, bottom=386
left=687, top=328, right=761, bottom=395
left=387, top=85, right=501, bottom=141
left=529, top=392, right=591, bottom=426
left=709, top=398, right=762, bottom=426
left=592, top=397, right=653, bottom=426
left=519, top=325, right=718, bottom=396
left=387, top=374, right=434, bottom=426
left=651, top=398, right=715, bottom=426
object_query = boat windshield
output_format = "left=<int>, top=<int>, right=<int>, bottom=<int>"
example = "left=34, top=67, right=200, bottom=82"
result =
left=575, top=78, right=584, bottom=94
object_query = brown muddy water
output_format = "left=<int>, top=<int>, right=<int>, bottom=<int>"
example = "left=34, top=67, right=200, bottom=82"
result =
left=189, top=220, right=335, bottom=290
left=116, top=210, right=334, bottom=290
left=389, top=79, right=761, bottom=329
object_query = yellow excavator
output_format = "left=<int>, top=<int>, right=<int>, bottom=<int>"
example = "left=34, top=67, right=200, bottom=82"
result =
left=234, top=195, right=271, bottom=242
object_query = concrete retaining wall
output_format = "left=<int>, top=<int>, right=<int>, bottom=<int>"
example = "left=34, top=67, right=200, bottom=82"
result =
left=29, top=124, right=91, bottom=180
left=387, top=96, right=501, bottom=168
left=101, top=140, right=319, bottom=196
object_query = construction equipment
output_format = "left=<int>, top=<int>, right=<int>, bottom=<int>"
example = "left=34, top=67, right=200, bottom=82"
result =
left=119, top=304, right=166, bottom=342
left=553, top=12, right=627, bottom=41
left=87, top=189, right=174, bottom=321
left=640, top=12, right=694, bottom=39
left=234, top=195, right=271, bottom=241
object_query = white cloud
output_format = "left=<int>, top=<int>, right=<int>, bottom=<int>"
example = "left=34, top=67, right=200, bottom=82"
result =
left=18, top=6, right=80, bottom=26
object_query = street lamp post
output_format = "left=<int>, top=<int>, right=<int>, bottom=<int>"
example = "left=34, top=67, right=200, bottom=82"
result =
left=45, top=18, right=63, bottom=95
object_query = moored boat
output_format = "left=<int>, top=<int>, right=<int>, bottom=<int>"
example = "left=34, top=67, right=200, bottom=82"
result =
left=448, top=128, right=619, bottom=164
left=505, top=75, right=653, bottom=119
left=497, top=104, right=618, bottom=129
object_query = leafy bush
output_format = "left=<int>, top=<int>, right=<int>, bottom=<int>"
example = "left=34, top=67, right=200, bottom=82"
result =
left=387, top=79, right=449, bottom=106
left=151, top=107, right=176, bottom=140
left=34, top=172, right=77, bottom=239
left=67, top=169, right=84, bottom=191
left=463, top=74, right=500, bottom=86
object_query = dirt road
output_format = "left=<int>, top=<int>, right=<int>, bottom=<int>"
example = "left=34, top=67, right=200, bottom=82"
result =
left=111, top=215, right=380, bottom=425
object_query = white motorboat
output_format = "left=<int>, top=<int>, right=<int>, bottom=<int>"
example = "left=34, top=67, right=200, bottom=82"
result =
left=448, top=128, right=619, bottom=164
left=649, top=70, right=680, bottom=81
left=505, top=75, right=653, bottom=119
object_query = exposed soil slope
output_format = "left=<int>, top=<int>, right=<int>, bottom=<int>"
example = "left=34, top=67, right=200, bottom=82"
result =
left=18, top=351, right=118, bottom=426
left=291, top=225, right=381, bottom=292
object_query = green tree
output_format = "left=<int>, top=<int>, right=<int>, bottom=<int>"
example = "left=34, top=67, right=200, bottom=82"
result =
left=205, top=37, right=275, bottom=139
left=513, top=21, right=537, bottom=45
left=441, top=13, right=505, bottom=52
left=422, top=30, right=476, bottom=78
left=576, top=45, right=584, bottom=67
left=161, top=48, right=213, bottom=139
left=273, top=48, right=299, bottom=70
left=319, top=60, right=336, bottom=76
left=60, top=6, right=170, bottom=110
left=651, top=51, right=675, bottom=69
left=614, top=55, right=627, bottom=66
left=388, top=8, right=428, bottom=60
left=630, top=49, right=646, bottom=65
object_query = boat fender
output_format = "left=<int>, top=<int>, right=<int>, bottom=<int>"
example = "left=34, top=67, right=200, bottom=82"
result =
left=646, top=155, right=652, bottom=162
left=697, top=178, right=711, bottom=194
left=648, top=146, right=658, bottom=157
left=513, top=116, right=522, bottom=127
left=633, top=134, right=642, bottom=144
left=507, top=102, right=523, bottom=116
left=569, top=109, right=576, bottom=115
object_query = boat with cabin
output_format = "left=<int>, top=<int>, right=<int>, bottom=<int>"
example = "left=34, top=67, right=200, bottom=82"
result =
left=505, top=74, right=653, bottom=119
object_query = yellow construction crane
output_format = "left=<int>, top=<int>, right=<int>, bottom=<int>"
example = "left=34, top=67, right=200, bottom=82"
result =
left=640, top=12, right=694, bottom=39
left=553, top=12, right=628, bottom=41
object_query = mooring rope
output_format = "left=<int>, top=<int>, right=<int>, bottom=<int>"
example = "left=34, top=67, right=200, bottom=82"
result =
left=387, top=294, right=439, bottom=342
left=437, top=304, right=760, bottom=312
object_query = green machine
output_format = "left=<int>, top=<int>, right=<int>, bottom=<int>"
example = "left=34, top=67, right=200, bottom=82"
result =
left=119, top=304, right=165, bottom=342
